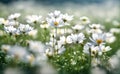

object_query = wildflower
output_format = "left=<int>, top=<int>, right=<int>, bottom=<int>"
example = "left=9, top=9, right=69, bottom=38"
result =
left=72, top=24, right=84, bottom=31
left=4, top=26, right=17, bottom=35
left=18, top=24, right=33, bottom=34
left=46, top=17, right=64, bottom=27
left=89, top=24, right=103, bottom=33
left=90, top=33, right=106, bottom=45
left=28, top=41, right=45, bottom=54
left=26, top=15, right=42, bottom=24
left=8, top=13, right=21, bottom=20
left=66, top=33, right=85, bottom=44
left=48, top=10, right=61, bottom=18
left=80, top=16, right=90, bottom=25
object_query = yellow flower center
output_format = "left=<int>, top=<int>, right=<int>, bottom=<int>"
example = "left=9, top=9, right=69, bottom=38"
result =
left=96, top=39, right=103, bottom=44
left=54, top=21, right=59, bottom=26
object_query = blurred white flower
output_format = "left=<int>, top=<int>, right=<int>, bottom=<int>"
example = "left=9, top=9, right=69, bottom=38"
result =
left=112, top=20, right=120, bottom=26
left=60, top=13, right=73, bottom=25
left=26, top=15, right=42, bottom=24
left=105, top=32, right=116, bottom=43
left=7, top=45, right=28, bottom=61
left=66, top=33, right=85, bottom=44
left=28, top=29, right=38, bottom=38
left=1, top=44, right=11, bottom=52
left=28, top=40, right=45, bottom=54
left=89, top=24, right=104, bottom=33
left=110, top=28, right=120, bottom=34
left=80, top=16, right=90, bottom=25
left=48, top=10, right=61, bottom=18
left=18, top=24, right=33, bottom=33
left=72, top=24, right=84, bottom=31
left=91, top=67, right=106, bottom=74
left=0, top=18, right=5, bottom=25
left=8, top=13, right=21, bottom=20
left=4, top=26, right=17, bottom=35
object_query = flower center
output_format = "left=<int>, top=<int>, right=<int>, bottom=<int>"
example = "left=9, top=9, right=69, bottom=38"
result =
left=54, top=21, right=59, bottom=26
left=96, top=39, right=103, bottom=44
left=82, top=19, right=87, bottom=22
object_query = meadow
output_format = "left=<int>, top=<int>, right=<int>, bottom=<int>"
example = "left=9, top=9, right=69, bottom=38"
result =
left=0, top=1, right=120, bottom=74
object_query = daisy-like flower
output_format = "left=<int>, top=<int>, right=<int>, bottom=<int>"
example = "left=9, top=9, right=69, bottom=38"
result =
left=8, top=13, right=21, bottom=20
left=4, top=26, right=17, bottom=35
left=72, top=24, right=84, bottom=31
left=89, top=24, right=104, bottom=33
left=105, top=32, right=116, bottom=43
left=26, top=15, right=42, bottom=24
left=90, top=33, right=106, bottom=45
left=4, top=20, right=19, bottom=26
left=80, top=16, right=90, bottom=25
left=66, top=33, right=85, bottom=44
left=7, top=45, right=28, bottom=61
left=46, top=17, right=64, bottom=27
left=18, top=24, right=33, bottom=34
left=48, top=10, right=61, bottom=18
left=0, top=18, right=5, bottom=25
left=60, top=13, right=73, bottom=23
left=28, top=40, right=45, bottom=54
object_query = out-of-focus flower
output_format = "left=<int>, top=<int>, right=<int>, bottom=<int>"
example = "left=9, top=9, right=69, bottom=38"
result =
left=105, top=32, right=116, bottom=43
left=110, top=28, right=120, bottom=34
left=8, top=13, right=21, bottom=20
left=91, top=67, right=106, bottom=74
left=28, top=29, right=38, bottom=38
left=112, top=20, right=120, bottom=26
left=89, top=24, right=104, bottom=33
left=4, top=26, right=17, bottom=35
left=0, top=18, right=5, bottom=25
left=18, top=24, right=33, bottom=33
left=1, top=44, right=11, bottom=52
left=26, top=15, right=42, bottom=24
left=72, top=24, right=84, bottom=31
left=40, top=23, right=49, bottom=29
left=4, top=20, right=19, bottom=26
left=60, top=13, right=73, bottom=23
left=4, top=67, right=24, bottom=74
left=7, top=45, right=28, bottom=61
left=80, top=16, right=90, bottom=25
left=28, top=40, right=45, bottom=54
left=48, top=10, right=61, bottom=18
left=66, top=33, right=85, bottom=44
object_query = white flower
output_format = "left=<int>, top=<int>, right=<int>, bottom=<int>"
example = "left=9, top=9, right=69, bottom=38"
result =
left=8, top=13, right=21, bottom=20
left=90, top=33, right=106, bottom=45
left=110, top=28, right=120, bottom=34
left=89, top=24, right=103, bottom=33
left=28, top=41, right=45, bottom=54
left=100, top=45, right=111, bottom=52
left=47, top=17, right=64, bottom=27
left=7, top=45, right=28, bottom=61
left=18, top=24, right=33, bottom=33
left=4, top=26, right=17, bottom=35
left=28, top=29, right=38, bottom=38
left=80, top=16, right=90, bottom=25
left=4, top=20, right=19, bottom=26
left=72, top=24, right=84, bottom=31
left=48, top=10, right=61, bottom=18
left=60, top=13, right=73, bottom=23
left=0, top=18, right=5, bottom=25
left=105, top=32, right=116, bottom=43
left=26, top=15, right=42, bottom=24
left=1, top=44, right=11, bottom=52
left=58, top=36, right=67, bottom=45
left=40, top=23, right=49, bottom=29
left=66, top=33, right=85, bottom=44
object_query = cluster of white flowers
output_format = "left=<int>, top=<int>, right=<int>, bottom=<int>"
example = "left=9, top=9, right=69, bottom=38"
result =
left=0, top=10, right=117, bottom=69
left=0, top=13, right=34, bottom=35
left=46, top=10, right=73, bottom=27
